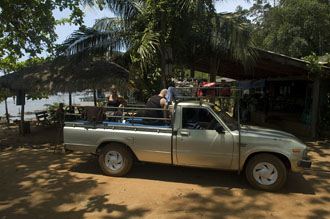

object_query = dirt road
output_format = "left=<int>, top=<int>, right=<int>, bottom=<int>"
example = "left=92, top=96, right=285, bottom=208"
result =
left=0, top=125, right=329, bottom=218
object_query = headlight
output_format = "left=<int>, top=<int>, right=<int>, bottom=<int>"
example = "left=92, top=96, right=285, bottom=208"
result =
left=303, top=149, right=308, bottom=158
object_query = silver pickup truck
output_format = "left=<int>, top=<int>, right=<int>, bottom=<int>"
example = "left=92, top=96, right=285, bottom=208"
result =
left=64, top=101, right=311, bottom=191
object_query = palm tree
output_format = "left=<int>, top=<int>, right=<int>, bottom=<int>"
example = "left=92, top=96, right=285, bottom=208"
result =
left=58, top=0, right=256, bottom=90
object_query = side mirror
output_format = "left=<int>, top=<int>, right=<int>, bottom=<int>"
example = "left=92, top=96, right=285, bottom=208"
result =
left=215, top=125, right=225, bottom=134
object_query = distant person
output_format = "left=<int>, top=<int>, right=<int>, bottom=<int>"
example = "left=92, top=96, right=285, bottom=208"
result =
left=107, top=85, right=127, bottom=110
left=144, top=89, right=168, bottom=125
left=56, top=103, right=65, bottom=125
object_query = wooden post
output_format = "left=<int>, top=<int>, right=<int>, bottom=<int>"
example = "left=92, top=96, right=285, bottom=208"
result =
left=69, top=92, right=72, bottom=107
left=20, top=104, right=25, bottom=136
left=311, top=75, right=320, bottom=138
left=190, top=68, right=195, bottom=78
left=93, top=89, right=97, bottom=106
left=17, top=90, right=26, bottom=136
left=5, top=98, right=9, bottom=124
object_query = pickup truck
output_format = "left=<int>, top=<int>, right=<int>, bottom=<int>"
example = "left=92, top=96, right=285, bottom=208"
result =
left=63, top=101, right=311, bottom=191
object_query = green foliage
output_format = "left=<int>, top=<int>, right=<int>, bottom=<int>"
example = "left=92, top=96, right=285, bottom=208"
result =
left=302, top=53, right=323, bottom=75
left=0, top=0, right=84, bottom=60
left=0, top=56, right=50, bottom=75
left=246, top=0, right=330, bottom=58
left=302, top=52, right=330, bottom=129
left=0, top=89, right=11, bottom=102
left=59, top=0, right=255, bottom=92
left=320, top=53, right=330, bottom=68
left=0, top=56, right=19, bottom=72
left=44, top=102, right=61, bottom=112
left=26, top=92, right=49, bottom=101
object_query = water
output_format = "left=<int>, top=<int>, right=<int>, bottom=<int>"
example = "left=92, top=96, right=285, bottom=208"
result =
left=0, top=93, right=86, bottom=119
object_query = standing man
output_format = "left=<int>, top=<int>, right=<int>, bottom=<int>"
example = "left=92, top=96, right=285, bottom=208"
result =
left=144, top=89, right=168, bottom=125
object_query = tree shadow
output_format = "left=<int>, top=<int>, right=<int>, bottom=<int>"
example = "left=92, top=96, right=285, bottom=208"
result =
left=2, top=126, right=330, bottom=218
left=0, top=148, right=149, bottom=218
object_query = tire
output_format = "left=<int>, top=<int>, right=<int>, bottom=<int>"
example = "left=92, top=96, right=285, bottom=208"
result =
left=98, top=143, right=133, bottom=177
left=245, top=153, right=287, bottom=192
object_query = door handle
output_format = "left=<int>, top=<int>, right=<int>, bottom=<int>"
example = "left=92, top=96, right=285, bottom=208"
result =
left=180, top=131, right=190, bottom=136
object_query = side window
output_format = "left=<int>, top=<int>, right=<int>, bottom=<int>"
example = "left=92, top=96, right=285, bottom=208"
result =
left=182, top=108, right=220, bottom=130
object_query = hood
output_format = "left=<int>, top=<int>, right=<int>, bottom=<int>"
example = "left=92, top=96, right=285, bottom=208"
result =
left=240, top=125, right=296, bottom=140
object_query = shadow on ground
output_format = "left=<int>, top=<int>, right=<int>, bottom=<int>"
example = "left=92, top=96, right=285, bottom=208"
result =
left=1, top=124, right=330, bottom=218
left=0, top=148, right=149, bottom=218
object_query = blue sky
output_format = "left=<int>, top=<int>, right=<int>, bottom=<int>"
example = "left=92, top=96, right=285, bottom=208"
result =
left=54, top=1, right=252, bottom=45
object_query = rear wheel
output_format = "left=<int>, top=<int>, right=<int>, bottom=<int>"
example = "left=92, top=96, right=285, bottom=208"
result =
left=98, top=144, right=133, bottom=176
left=245, top=153, right=287, bottom=192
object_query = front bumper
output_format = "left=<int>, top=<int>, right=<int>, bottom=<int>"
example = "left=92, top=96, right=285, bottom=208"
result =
left=298, top=158, right=312, bottom=168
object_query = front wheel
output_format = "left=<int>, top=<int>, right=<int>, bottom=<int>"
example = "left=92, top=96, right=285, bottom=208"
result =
left=245, top=153, right=287, bottom=192
left=98, top=144, right=133, bottom=176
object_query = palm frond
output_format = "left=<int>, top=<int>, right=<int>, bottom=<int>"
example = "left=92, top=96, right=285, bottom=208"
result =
left=179, top=0, right=215, bottom=16
left=81, top=0, right=99, bottom=9
left=93, top=17, right=125, bottom=32
left=57, top=27, right=126, bottom=58
left=101, top=0, right=143, bottom=20
left=136, top=31, right=160, bottom=65
left=211, top=13, right=257, bottom=70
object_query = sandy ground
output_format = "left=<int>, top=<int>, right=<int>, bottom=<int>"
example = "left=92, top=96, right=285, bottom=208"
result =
left=0, top=123, right=330, bottom=219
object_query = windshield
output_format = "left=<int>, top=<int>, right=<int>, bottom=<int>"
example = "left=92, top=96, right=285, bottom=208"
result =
left=212, top=105, right=238, bottom=131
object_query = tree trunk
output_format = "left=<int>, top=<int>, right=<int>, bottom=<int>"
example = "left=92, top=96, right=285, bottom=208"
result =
left=160, top=11, right=167, bottom=89
left=160, top=48, right=167, bottom=89
left=165, top=47, right=173, bottom=77
left=209, top=56, right=221, bottom=103
left=5, top=98, right=9, bottom=124
left=210, top=56, right=220, bottom=82
left=312, top=75, right=320, bottom=138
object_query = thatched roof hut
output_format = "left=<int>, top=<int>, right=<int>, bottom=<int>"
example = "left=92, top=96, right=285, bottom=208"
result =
left=0, top=59, right=129, bottom=94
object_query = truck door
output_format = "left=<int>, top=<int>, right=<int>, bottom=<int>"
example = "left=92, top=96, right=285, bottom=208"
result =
left=175, top=107, right=234, bottom=169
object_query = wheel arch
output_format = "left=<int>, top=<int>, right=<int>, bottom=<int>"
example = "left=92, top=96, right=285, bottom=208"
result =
left=96, top=141, right=139, bottom=162
left=242, top=151, right=291, bottom=172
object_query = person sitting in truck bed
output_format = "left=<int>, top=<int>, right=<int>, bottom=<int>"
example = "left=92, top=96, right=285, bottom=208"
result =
left=107, top=85, right=127, bottom=109
left=143, top=89, right=168, bottom=125
left=106, top=85, right=127, bottom=121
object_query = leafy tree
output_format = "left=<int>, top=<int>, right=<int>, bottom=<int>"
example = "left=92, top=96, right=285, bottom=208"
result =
left=58, top=0, right=255, bottom=94
left=0, top=89, right=12, bottom=124
left=0, top=57, right=20, bottom=124
left=0, top=0, right=84, bottom=60
left=302, top=53, right=330, bottom=131
left=247, top=0, right=330, bottom=58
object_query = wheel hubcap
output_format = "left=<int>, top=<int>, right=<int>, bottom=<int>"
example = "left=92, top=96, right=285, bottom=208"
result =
left=253, top=162, right=278, bottom=185
left=105, top=151, right=123, bottom=171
